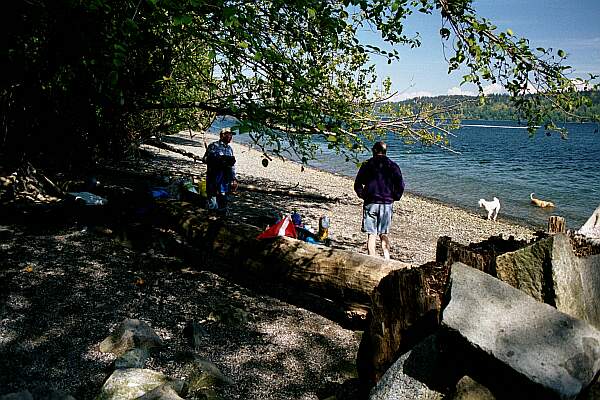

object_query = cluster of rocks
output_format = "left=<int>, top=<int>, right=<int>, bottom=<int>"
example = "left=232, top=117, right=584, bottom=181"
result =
left=362, top=232, right=600, bottom=399
left=94, top=318, right=235, bottom=400
left=1, top=318, right=238, bottom=400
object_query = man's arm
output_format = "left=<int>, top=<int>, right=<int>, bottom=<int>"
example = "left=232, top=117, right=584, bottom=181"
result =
left=354, top=165, right=365, bottom=198
left=229, top=148, right=237, bottom=181
left=392, top=163, right=405, bottom=200
left=204, top=142, right=220, bottom=165
left=230, top=148, right=238, bottom=191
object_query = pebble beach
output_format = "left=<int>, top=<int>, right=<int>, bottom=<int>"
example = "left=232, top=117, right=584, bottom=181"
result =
left=0, top=131, right=541, bottom=399
left=169, top=132, right=538, bottom=266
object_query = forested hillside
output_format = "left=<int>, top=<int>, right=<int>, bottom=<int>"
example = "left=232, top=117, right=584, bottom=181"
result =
left=393, top=91, right=600, bottom=122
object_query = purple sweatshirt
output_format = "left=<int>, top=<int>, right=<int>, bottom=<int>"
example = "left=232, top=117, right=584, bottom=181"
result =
left=354, top=155, right=405, bottom=204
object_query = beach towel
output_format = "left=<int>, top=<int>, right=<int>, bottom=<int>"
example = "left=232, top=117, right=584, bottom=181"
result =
left=257, top=216, right=297, bottom=239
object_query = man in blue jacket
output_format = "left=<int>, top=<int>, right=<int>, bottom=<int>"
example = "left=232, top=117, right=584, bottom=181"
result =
left=204, top=128, right=238, bottom=215
left=354, top=141, right=405, bottom=260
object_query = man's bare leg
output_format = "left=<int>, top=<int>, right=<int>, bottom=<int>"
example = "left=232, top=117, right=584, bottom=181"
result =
left=381, top=234, right=391, bottom=260
left=367, top=234, right=377, bottom=256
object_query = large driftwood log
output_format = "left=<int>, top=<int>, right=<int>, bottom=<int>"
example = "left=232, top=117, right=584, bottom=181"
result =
left=357, top=262, right=448, bottom=386
left=578, top=204, right=600, bottom=238
left=154, top=200, right=410, bottom=308
left=436, top=236, right=497, bottom=275
left=435, top=235, right=532, bottom=276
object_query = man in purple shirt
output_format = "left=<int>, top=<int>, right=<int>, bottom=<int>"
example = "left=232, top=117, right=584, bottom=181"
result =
left=354, top=141, right=405, bottom=260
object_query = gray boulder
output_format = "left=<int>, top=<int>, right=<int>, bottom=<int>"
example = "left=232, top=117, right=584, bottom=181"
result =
left=96, top=368, right=184, bottom=400
left=99, top=319, right=163, bottom=356
left=115, top=348, right=150, bottom=369
left=0, top=391, right=76, bottom=400
left=496, top=233, right=600, bottom=330
left=369, top=334, right=445, bottom=400
left=134, top=384, right=184, bottom=400
left=31, top=390, right=76, bottom=400
left=442, top=262, right=600, bottom=400
left=184, top=356, right=234, bottom=391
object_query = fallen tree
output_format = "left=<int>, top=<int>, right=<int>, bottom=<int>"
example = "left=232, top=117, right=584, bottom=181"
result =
left=153, top=200, right=411, bottom=317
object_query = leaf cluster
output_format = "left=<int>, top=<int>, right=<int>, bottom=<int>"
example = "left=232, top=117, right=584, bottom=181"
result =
left=1, top=0, right=597, bottom=169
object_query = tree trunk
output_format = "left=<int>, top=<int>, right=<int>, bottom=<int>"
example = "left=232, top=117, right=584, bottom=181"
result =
left=436, top=236, right=497, bottom=275
left=357, top=262, right=448, bottom=386
left=153, top=200, right=410, bottom=307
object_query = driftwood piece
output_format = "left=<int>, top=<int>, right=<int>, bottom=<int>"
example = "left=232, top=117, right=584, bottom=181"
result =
left=154, top=200, right=408, bottom=307
left=357, top=262, right=448, bottom=387
left=436, top=236, right=497, bottom=275
left=237, top=183, right=339, bottom=202
left=145, top=138, right=204, bottom=162
left=435, top=235, right=532, bottom=277
left=548, top=215, right=566, bottom=234
left=578, top=204, right=600, bottom=238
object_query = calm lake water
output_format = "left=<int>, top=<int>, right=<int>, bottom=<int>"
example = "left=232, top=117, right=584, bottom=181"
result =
left=211, top=119, right=600, bottom=229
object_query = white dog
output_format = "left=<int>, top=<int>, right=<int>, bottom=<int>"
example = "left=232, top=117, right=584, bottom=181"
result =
left=478, top=197, right=500, bottom=221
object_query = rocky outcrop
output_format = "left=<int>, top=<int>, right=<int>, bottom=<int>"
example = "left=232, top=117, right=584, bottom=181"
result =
left=496, top=233, right=600, bottom=330
left=442, top=262, right=600, bottom=400
left=360, top=235, right=536, bottom=389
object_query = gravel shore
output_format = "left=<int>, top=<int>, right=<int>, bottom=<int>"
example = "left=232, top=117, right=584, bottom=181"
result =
left=0, top=132, right=538, bottom=399
left=166, top=132, right=537, bottom=265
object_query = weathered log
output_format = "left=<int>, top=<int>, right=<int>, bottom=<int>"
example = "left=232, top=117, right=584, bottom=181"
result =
left=435, top=235, right=533, bottom=277
left=357, top=261, right=448, bottom=387
left=145, top=138, right=204, bottom=163
left=547, top=215, right=566, bottom=234
left=154, top=200, right=409, bottom=307
left=436, top=236, right=497, bottom=275
left=238, top=183, right=338, bottom=202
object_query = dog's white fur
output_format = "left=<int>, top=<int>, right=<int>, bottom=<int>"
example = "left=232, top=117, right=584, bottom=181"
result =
left=530, top=193, right=555, bottom=208
left=478, top=197, right=500, bottom=221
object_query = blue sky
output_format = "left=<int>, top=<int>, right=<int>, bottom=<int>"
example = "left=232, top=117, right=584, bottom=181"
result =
left=359, top=0, right=600, bottom=100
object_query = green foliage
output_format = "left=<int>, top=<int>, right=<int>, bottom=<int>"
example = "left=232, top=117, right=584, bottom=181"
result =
left=1, top=0, right=597, bottom=169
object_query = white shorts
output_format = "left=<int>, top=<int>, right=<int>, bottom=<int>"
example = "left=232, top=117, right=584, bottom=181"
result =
left=362, top=203, right=393, bottom=235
